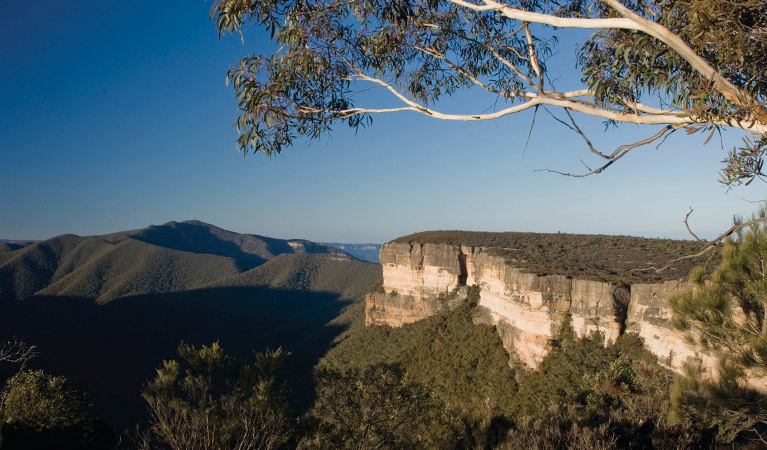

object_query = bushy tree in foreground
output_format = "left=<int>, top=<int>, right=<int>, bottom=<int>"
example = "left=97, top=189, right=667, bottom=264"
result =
left=135, top=342, right=292, bottom=450
left=0, top=339, right=113, bottom=450
left=211, top=0, right=766, bottom=188
left=670, top=212, right=767, bottom=443
left=299, top=362, right=445, bottom=450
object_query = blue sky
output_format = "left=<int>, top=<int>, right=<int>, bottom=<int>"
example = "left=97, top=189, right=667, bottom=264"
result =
left=2, top=1, right=764, bottom=243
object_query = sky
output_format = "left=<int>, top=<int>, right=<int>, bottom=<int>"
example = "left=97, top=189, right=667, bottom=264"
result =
left=2, top=1, right=765, bottom=244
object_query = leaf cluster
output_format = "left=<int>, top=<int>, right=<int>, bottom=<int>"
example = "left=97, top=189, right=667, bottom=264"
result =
left=299, top=363, right=444, bottom=450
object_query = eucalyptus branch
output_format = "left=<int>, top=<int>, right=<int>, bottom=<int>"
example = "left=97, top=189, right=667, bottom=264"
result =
left=412, top=45, right=507, bottom=98
left=523, top=23, right=544, bottom=93
left=444, top=0, right=767, bottom=128
left=535, top=124, right=682, bottom=177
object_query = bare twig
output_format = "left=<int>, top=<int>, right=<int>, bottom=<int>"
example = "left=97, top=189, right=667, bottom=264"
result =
left=0, top=337, right=37, bottom=369
left=735, top=196, right=767, bottom=205
left=684, top=208, right=705, bottom=242
left=638, top=216, right=767, bottom=273
left=522, top=105, right=539, bottom=161
left=535, top=124, right=682, bottom=177
left=542, top=106, right=610, bottom=159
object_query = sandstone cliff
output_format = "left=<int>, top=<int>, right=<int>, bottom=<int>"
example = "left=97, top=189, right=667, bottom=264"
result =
left=366, top=240, right=718, bottom=378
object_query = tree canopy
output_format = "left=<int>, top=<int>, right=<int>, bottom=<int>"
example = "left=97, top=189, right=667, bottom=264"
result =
left=211, top=0, right=766, bottom=185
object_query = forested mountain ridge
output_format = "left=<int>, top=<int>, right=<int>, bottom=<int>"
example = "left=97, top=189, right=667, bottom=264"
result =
left=0, top=221, right=381, bottom=430
left=0, top=220, right=355, bottom=303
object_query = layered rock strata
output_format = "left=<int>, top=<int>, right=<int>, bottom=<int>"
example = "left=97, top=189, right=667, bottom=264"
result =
left=366, top=242, right=715, bottom=376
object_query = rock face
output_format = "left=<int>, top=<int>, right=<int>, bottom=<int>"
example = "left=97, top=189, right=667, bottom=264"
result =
left=366, top=241, right=714, bottom=376
left=626, top=281, right=718, bottom=378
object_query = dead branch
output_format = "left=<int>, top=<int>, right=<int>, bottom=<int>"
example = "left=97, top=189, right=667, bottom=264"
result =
left=684, top=207, right=705, bottom=242
left=0, top=337, right=37, bottom=369
left=542, top=106, right=610, bottom=159
left=638, top=216, right=767, bottom=273
left=736, top=196, right=767, bottom=205
left=536, top=124, right=681, bottom=177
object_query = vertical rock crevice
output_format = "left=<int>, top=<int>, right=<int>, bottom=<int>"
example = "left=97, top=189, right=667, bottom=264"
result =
left=613, top=285, right=631, bottom=335
left=458, top=250, right=468, bottom=286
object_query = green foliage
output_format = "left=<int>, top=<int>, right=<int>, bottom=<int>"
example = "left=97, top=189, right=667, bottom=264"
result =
left=366, top=278, right=384, bottom=295
left=211, top=1, right=766, bottom=186
left=670, top=212, right=767, bottom=441
left=1, top=370, right=88, bottom=431
left=0, top=369, right=113, bottom=450
left=299, top=363, right=444, bottom=450
left=504, top=329, right=714, bottom=449
left=577, top=0, right=767, bottom=186
left=321, top=299, right=518, bottom=424
left=139, top=342, right=292, bottom=450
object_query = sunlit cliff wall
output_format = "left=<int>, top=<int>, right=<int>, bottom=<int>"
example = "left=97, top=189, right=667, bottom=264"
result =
left=366, top=242, right=718, bottom=378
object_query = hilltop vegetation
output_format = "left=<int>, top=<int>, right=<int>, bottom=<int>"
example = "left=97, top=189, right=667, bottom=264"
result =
left=393, top=230, right=716, bottom=284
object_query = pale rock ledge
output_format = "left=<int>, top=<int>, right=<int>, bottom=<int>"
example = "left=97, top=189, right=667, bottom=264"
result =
left=365, top=241, right=718, bottom=379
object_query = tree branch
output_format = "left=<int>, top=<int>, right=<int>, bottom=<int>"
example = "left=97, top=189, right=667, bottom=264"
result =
left=443, top=0, right=767, bottom=129
left=0, top=337, right=37, bottom=369
left=640, top=216, right=767, bottom=273
left=535, top=124, right=682, bottom=177
left=447, top=0, right=641, bottom=30
left=684, top=207, right=705, bottom=242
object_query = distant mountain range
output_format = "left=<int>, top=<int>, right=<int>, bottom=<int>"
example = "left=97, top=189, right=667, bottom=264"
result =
left=0, top=220, right=358, bottom=303
left=0, top=220, right=381, bottom=430
left=322, top=242, right=382, bottom=263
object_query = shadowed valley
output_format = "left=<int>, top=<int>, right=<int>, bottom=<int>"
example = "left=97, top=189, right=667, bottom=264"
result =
left=0, top=221, right=381, bottom=431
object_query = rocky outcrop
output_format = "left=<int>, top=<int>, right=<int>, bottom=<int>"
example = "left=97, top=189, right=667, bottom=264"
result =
left=366, top=241, right=715, bottom=376
left=626, top=281, right=718, bottom=378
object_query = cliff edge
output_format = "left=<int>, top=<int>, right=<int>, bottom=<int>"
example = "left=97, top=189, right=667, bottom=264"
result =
left=366, top=233, right=721, bottom=381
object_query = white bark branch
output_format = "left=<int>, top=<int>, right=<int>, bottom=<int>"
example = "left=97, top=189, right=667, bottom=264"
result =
left=447, top=0, right=640, bottom=30
left=448, top=0, right=767, bottom=126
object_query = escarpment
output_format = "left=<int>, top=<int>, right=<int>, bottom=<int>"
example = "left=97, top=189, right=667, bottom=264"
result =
left=366, top=233, right=720, bottom=379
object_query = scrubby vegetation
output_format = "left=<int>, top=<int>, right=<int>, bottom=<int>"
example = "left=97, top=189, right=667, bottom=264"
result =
left=0, top=223, right=381, bottom=432
left=4, top=293, right=759, bottom=449
left=316, top=292, right=726, bottom=449
left=504, top=321, right=716, bottom=449
left=670, top=213, right=767, bottom=443
left=132, top=342, right=292, bottom=450
left=393, top=230, right=716, bottom=284
left=321, top=288, right=518, bottom=447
